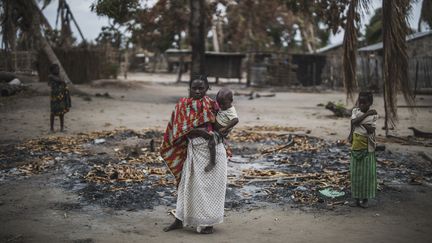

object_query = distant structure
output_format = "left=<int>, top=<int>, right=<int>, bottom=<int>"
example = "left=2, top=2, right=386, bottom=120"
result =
left=317, top=43, right=343, bottom=88
left=318, top=30, right=432, bottom=92
left=358, top=30, right=432, bottom=92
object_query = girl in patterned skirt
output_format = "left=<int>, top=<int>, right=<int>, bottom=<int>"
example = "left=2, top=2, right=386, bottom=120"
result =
left=348, top=91, right=378, bottom=208
left=48, top=64, right=71, bottom=132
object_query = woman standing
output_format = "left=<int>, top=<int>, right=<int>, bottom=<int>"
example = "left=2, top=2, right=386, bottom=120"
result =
left=160, top=76, right=227, bottom=234
left=48, top=64, right=71, bottom=132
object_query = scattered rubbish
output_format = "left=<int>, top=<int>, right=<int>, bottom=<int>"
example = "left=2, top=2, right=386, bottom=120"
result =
left=82, top=96, right=92, bottom=101
left=325, top=102, right=351, bottom=117
left=0, top=126, right=431, bottom=211
left=379, top=135, right=432, bottom=147
left=94, top=138, right=106, bottom=144
left=95, top=92, right=112, bottom=98
left=0, top=82, right=27, bottom=96
left=8, top=78, right=21, bottom=86
left=376, top=144, right=386, bottom=151
left=261, top=135, right=293, bottom=154
left=319, top=188, right=346, bottom=199
left=234, top=91, right=276, bottom=99
left=418, top=152, right=432, bottom=163
left=295, top=186, right=307, bottom=191
left=408, top=127, right=432, bottom=139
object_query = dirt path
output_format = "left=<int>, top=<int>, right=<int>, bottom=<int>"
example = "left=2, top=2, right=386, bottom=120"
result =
left=1, top=76, right=432, bottom=242
left=1, top=173, right=431, bottom=243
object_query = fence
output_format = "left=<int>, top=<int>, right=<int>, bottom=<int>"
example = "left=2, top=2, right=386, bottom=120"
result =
left=38, top=48, right=120, bottom=83
left=0, top=51, right=37, bottom=74
left=409, top=56, right=432, bottom=91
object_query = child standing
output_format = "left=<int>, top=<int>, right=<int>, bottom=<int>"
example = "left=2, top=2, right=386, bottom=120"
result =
left=48, top=64, right=71, bottom=132
left=348, top=91, right=378, bottom=208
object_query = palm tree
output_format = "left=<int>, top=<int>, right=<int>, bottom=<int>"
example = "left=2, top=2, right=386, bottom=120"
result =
left=418, top=0, right=432, bottom=31
left=365, top=8, right=383, bottom=45
left=382, top=0, right=413, bottom=132
left=342, top=0, right=414, bottom=133
left=0, top=0, right=72, bottom=83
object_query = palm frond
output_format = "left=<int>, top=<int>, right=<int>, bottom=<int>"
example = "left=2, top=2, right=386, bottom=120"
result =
left=342, top=0, right=359, bottom=101
left=418, top=0, right=432, bottom=31
left=39, top=0, right=54, bottom=10
left=382, top=0, right=414, bottom=131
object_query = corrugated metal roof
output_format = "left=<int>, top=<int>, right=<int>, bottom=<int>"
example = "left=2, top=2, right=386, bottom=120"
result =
left=358, top=30, right=432, bottom=52
left=316, top=42, right=343, bottom=53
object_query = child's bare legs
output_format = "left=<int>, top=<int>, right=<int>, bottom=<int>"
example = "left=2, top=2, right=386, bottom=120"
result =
left=359, top=199, right=369, bottom=208
left=50, top=114, right=55, bottom=132
left=205, top=138, right=216, bottom=172
left=349, top=198, right=369, bottom=208
left=348, top=198, right=360, bottom=207
left=50, top=114, right=65, bottom=132
left=163, top=218, right=183, bottom=232
left=60, top=114, right=65, bottom=132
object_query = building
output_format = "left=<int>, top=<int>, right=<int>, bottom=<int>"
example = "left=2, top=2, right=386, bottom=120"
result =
left=318, top=30, right=432, bottom=91
left=317, top=42, right=343, bottom=88
left=358, top=30, right=432, bottom=91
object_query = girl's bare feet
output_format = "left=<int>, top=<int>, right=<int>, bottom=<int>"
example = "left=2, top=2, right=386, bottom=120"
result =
left=359, top=199, right=369, bottom=208
left=163, top=218, right=183, bottom=232
left=348, top=198, right=360, bottom=207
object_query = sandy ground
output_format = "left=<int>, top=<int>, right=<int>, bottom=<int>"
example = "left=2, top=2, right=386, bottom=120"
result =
left=1, top=73, right=432, bottom=242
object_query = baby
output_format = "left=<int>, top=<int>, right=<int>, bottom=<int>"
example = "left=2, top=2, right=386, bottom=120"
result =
left=215, top=87, right=239, bottom=136
left=204, top=87, right=239, bottom=172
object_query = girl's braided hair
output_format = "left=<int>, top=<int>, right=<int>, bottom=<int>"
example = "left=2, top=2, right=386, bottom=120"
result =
left=358, top=91, right=373, bottom=104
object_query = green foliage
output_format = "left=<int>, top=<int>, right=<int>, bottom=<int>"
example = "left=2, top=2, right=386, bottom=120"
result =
left=91, top=0, right=188, bottom=53
left=365, top=8, right=382, bottom=44
left=90, top=0, right=140, bottom=25
left=96, top=25, right=124, bottom=48
left=102, top=63, right=119, bottom=79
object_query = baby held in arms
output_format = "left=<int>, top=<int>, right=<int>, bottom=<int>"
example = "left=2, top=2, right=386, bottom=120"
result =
left=205, top=87, right=239, bottom=172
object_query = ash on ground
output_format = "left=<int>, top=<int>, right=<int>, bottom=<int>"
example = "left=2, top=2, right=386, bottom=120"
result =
left=1, top=127, right=431, bottom=211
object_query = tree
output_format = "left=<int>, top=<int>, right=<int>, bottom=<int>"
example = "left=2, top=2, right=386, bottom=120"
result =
left=382, top=0, right=413, bottom=132
left=0, top=0, right=72, bottom=83
left=418, top=0, right=432, bottom=31
left=189, top=0, right=206, bottom=79
left=324, top=0, right=414, bottom=133
left=365, top=8, right=382, bottom=44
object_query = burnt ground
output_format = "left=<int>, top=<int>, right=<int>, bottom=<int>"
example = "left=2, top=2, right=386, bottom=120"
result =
left=1, top=126, right=431, bottom=213
left=1, top=80, right=432, bottom=242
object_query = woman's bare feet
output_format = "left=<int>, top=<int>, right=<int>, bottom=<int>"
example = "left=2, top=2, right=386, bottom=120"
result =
left=198, top=226, right=214, bottom=234
left=163, top=218, right=183, bottom=232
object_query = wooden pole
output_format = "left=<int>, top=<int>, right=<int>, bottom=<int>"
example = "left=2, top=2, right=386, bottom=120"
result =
left=414, top=60, right=419, bottom=97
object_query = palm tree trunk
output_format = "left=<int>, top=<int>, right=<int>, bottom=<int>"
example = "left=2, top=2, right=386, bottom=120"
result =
left=189, top=0, right=206, bottom=80
left=30, top=0, right=72, bottom=83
